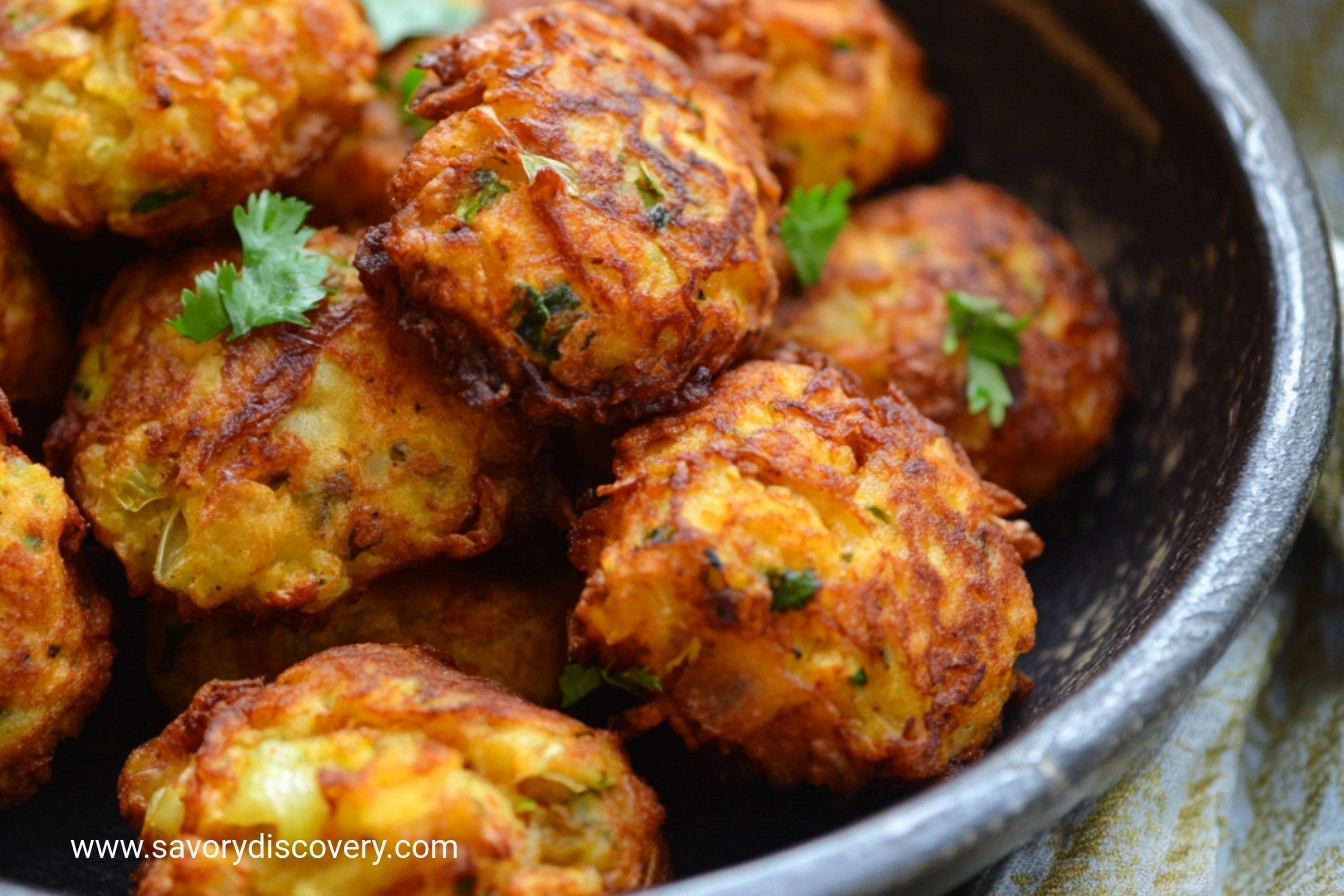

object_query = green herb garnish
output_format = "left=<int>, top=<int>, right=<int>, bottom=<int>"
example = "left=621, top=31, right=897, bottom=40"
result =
left=780, top=180, right=852, bottom=286
left=359, top=0, right=482, bottom=52
left=942, top=291, right=1032, bottom=427
left=849, top=668, right=868, bottom=687
left=398, top=66, right=432, bottom=137
left=559, top=662, right=663, bottom=708
left=767, top=568, right=821, bottom=613
left=168, top=191, right=330, bottom=343
left=456, top=168, right=511, bottom=223
left=131, top=186, right=196, bottom=214
left=867, top=505, right=891, bottom=524
left=635, top=160, right=669, bottom=227
left=513, top=282, right=582, bottom=360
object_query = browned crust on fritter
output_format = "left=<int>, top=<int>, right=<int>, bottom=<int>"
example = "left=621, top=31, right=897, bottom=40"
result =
left=569, top=360, right=1038, bottom=791
left=768, top=179, right=1130, bottom=503
left=48, top=231, right=552, bottom=614
left=360, top=3, right=779, bottom=423
left=0, top=428, right=114, bottom=808
left=0, top=0, right=376, bottom=242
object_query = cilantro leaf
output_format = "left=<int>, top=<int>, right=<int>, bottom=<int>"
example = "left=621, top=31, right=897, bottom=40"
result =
left=559, top=662, right=662, bottom=708
left=167, top=192, right=331, bottom=343
left=359, top=0, right=483, bottom=52
left=512, top=282, right=582, bottom=361
left=780, top=180, right=852, bottom=286
left=456, top=168, right=511, bottom=223
left=559, top=663, right=604, bottom=708
left=767, top=568, right=821, bottom=613
left=398, top=67, right=432, bottom=137
left=942, top=291, right=1032, bottom=427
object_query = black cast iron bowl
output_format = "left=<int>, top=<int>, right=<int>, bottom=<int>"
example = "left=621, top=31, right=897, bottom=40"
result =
left=0, top=0, right=1337, bottom=894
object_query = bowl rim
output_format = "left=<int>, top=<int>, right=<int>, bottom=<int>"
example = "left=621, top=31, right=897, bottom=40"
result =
left=648, top=0, right=1340, bottom=894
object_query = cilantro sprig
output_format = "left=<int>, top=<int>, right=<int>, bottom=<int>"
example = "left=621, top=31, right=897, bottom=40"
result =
left=559, top=662, right=662, bottom=709
left=359, top=0, right=483, bottom=52
left=767, top=568, right=821, bottom=613
left=780, top=180, right=853, bottom=286
left=167, top=192, right=331, bottom=343
left=941, top=291, right=1032, bottom=427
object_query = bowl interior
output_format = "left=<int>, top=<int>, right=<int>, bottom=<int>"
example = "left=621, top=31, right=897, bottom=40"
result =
left=0, top=1, right=1332, bottom=895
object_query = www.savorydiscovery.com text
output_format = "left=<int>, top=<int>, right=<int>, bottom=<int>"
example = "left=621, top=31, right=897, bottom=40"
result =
left=71, top=835, right=458, bottom=865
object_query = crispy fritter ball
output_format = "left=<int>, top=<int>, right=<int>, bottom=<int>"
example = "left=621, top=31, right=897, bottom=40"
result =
left=119, top=644, right=668, bottom=896
left=569, top=360, right=1040, bottom=791
left=147, top=541, right=581, bottom=712
left=753, top=0, right=945, bottom=194
left=0, top=392, right=113, bottom=808
left=0, top=0, right=376, bottom=241
left=46, top=231, right=552, bottom=616
left=358, top=2, right=780, bottom=423
left=767, top=180, right=1130, bottom=503
left=0, top=205, right=70, bottom=405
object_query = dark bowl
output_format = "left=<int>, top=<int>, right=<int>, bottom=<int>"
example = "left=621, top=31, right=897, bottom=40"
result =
left=0, top=0, right=1336, bottom=894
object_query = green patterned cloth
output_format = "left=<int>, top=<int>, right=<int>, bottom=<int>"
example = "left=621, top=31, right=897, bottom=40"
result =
left=969, top=5, right=1344, bottom=893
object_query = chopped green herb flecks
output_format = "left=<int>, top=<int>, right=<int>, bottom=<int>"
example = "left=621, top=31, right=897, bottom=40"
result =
left=456, top=168, right=511, bottom=223
left=20, top=534, right=42, bottom=552
left=768, top=568, right=821, bottom=613
left=643, top=525, right=676, bottom=545
left=559, top=662, right=663, bottom=708
left=519, top=151, right=580, bottom=196
left=635, top=160, right=669, bottom=227
left=849, top=668, right=868, bottom=687
left=513, top=282, right=582, bottom=361
left=131, top=186, right=195, bottom=214
left=867, top=505, right=891, bottom=524
left=780, top=181, right=852, bottom=286
left=942, top=291, right=1032, bottom=427
left=648, top=205, right=672, bottom=230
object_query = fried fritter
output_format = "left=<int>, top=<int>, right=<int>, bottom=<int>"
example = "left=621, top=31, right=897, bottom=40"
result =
left=119, top=644, right=668, bottom=896
left=569, top=360, right=1040, bottom=791
left=767, top=180, right=1130, bottom=503
left=0, top=392, right=113, bottom=808
left=0, top=0, right=376, bottom=242
left=46, top=231, right=552, bottom=616
left=753, top=0, right=945, bottom=194
left=0, top=205, right=70, bottom=405
left=147, top=541, right=581, bottom=712
left=357, top=2, right=780, bottom=423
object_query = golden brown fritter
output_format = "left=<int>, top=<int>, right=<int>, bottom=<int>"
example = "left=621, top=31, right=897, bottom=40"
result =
left=767, top=180, right=1130, bottom=504
left=753, top=0, right=945, bottom=194
left=46, top=230, right=553, bottom=616
left=0, top=205, right=70, bottom=405
left=0, top=391, right=114, bottom=808
left=569, top=360, right=1040, bottom=791
left=119, top=644, right=668, bottom=896
left=146, top=541, right=582, bottom=712
left=357, top=2, right=780, bottom=423
left=0, top=0, right=376, bottom=242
